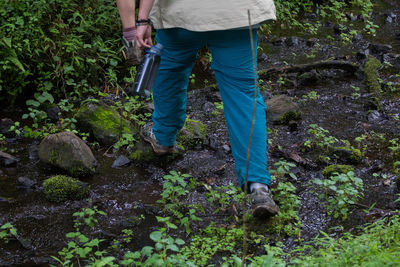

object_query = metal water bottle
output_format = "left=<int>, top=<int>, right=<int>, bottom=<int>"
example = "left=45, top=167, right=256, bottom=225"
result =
left=129, top=43, right=163, bottom=98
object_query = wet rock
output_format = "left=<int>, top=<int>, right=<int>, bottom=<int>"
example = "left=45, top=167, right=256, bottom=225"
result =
left=363, top=99, right=379, bottom=111
left=0, top=151, right=18, bottom=167
left=0, top=196, right=10, bottom=202
left=385, top=16, right=393, bottom=24
left=370, top=43, right=392, bottom=56
left=394, top=55, right=400, bottom=70
left=322, top=164, right=354, bottom=177
left=285, top=37, right=299, bottom=47
left=330, top=146, right=362, bottom=164
left=111, top=155, right=131, bottom=168
left=15, top=234, right=33, bottom=249
left=367, top=110, right=384, bottom=123
left=272, top=37, right=284, bottom=46
left=260, top=53, right=269, bottom=62
left=385, top=12, right=397, bottom=24
left=207, top=136, right=219, bottom=150
left=352, top=33, right=363, bottom=43
left=266, top=95, right=301, bottom=125
left=0, top=118, right=13, bottom=136
left=383, top=53, right=400, bottom=71
left=177, top=118, right=207, bottom=150
left=298, top=70, right=321, bottom=86
left=346, top=13, right=358, bottom=21
left=38, top=131, right=97, bottom=176
left=46, top=106, right=60, bottom=122
left=28, top=144, right=39, bottom=161
left=304, top=13, right=317, bottom=20
left=306, top=38, right=317, bottom=47
left=17, top=176, right=37, bottom=189
left=42, top=175, right=89, bottom=202
left=222, top=144, right=231, bottom=153
left=363, top=55, right=382, bottom=94
left=356, top=49, right=370, bottom=61
left=76, top=102, right=137, bottom=146
left=202, top=101, right=215, bottom=114
left=396, top=32, right=400, bottom=40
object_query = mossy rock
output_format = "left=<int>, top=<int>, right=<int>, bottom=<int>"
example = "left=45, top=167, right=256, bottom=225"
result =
left=76, top=102, right=138, bottom=145
left=38, top=131, right=97, bottom=177
left=322, top=164, right=354, bottom=177
left=43, top=175, right=89, bottom=202
left=330, top=146, right=362, bottom=164
left=363, top=55, right=382, bottom=94
left=266, top=95, right=302, bottom=125
left=177, top=118, right=207, bottom=149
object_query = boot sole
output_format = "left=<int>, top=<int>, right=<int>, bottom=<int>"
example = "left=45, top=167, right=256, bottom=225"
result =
left=252, top=204, right=279, bottom=218
left=140, top=131, right=173, bottom=155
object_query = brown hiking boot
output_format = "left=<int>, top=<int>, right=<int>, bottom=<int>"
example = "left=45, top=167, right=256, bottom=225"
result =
left=122, top=37, right=143, bottom=66
left=251, top=187, right=279, bottom=218
left=140, top=122, right=176, bottom=155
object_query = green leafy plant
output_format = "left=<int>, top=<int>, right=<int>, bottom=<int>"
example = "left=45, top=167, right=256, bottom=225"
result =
left=157, top=171, right=203, bottom=234
left=291, top=216, right=400, bottom=266
left=158, top=171, right=190, bottom=205
left=0, top=0, right=122, bottom=104
left=303, top=124, right=339, bottom=151
left=0, top=222, right=18, bottom=243
left=270, top=159, right=297, bottom=180
left=189, top=73, right=196, bottom=85
left=51, top=206, right=114, bottom=266
left=351, top=85, right=361, bottom=99
left=121, top=216, right=194, bottom=266
left=181, top=225, right=243, bottom=266
left=211, top=101, right=224, bottom=117
left=270, top=180, right=302, bottom=237
left=302, top=90, right=320, bottom=100
left=9, top=121, right=22, bottom=136
left=113, top=133, right=135, bottom=151
left=389, top=138, right=400, bottom=158
left=204, top=183, right=244, bottom=213
left=313, top=171, right=363, bottom=220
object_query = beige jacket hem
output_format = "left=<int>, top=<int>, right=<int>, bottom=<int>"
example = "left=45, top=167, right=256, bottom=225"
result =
left=149, top=0, right=276, bottom=32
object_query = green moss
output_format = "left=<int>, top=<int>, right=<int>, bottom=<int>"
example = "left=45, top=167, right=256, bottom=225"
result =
left=331, top=146, right=362, bottom=164
left=77, top=103, right=135, bottom=145
left=177, top=118, right=207, bottom=149
left=69, top=166, right=95, bottom=177
left=86, top=105, right=130, bottom=133
left=43, top=175, right=89, bottom=202
left=350, top=148, right=362, bottom=162
left=364, top=55, right=382, bottom=94
left=49, top=149, right=59, bottom=165
left=277, top=111, right=302, bottom=124
left=322, top=164, right=354, bottom=177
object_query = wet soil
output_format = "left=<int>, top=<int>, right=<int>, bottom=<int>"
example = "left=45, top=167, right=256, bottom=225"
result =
left=1, top=1, right=400, bottom=265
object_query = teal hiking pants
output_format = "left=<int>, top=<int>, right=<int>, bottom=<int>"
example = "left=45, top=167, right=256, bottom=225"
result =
left=152, top=28, right=271, bottom=187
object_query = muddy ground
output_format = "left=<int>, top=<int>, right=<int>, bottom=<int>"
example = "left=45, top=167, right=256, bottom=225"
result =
left=1, top=1, right=400, bottom=266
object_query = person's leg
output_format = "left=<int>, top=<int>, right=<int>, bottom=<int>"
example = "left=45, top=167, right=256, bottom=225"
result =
left=207, top=28, right=271, bottom=189
left=151, top=29, right=206, bottom=146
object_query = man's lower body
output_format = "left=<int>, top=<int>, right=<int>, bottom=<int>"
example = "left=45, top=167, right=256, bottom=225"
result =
left=145, top=28, right=278, bottom=217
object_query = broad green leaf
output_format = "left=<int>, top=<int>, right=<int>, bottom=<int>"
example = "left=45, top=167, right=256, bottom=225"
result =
left=150, top=231, right=162, bottom=242
left=26, top=99, right=40, bottom=107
